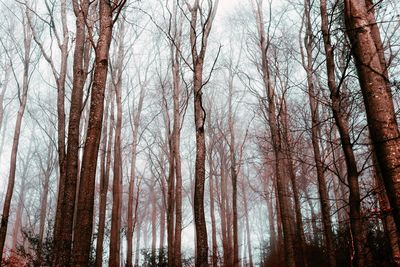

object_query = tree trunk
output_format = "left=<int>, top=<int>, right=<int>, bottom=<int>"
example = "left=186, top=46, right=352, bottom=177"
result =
left=301, top=1, right=336, bottom=265
left=127, top=75, right=145, bottom=267
left=54, top=1, right=88, bottom=265
left=344, top=0, right=400, bottom=236
left=11, top=173, right=27, bottom=252
left=72, top=1, right=115, bottom=265
left=372, top=151, right=400, bottom=265
left=95, top=83, right=114, bottom=267
left=109, top=19, right=125, bottom=267
left=134, top=219, right=141, bottom=267
left=320, top=0, right=366, bottom=265
left=189, top=1, right=219, bottom=265
left=219, top=147, right=229, bottom=267
left=281, top=99, right=308, bottom=267
left=242, top=183, right=253, bottom=267
left=228, top=74, right=239, bottom=267
left=0, top=16, right=31, bottom=260
left=52, top=0, right=69, bottom=255
left=252, top=1, right=296, bottom=266
left=151, top=187, right=157, bottom=262
left=207, top=125, right=218, bottom=267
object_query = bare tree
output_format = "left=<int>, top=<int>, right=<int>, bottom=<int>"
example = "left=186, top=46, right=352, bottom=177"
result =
left=72, top=1, right=126, bottom=265
left=300, top=1, right=336, bottom=265
left=186, top=0, right=219, bottom=265
left=0, top=7, right=32, bottom=260
left=251, top=1, right=296, bottom=266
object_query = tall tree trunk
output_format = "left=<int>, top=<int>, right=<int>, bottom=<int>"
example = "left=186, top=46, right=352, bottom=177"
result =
left=344, top=0, right=400, bottom=236
left=166, top=117, right=175, bottom=267
left=207, top=126, right=218, bottom=267
left=266, top=178, right=277, bottom=253
left=219, top=147, right=229, bottom=267
left=281, top=99, right=308, bottom=267
left=54, top=1, right=88, bottom=265
left=228, top=74, right=239, bottom=267
left=242, top=183, right=253, bottom=267
left=301, top=1, right=336, bottom=265
left=252, top=1, right=296, bottom=266
left=151, top=187, right=157, bottom=262
left=0, top=16, right=31, bottom=260
left=95, top=84, right=114, bottom=267
left=169, top=4, right=184, bottom=265
left=109, top=19, right=125, bottom=267
left=72, top=1, right=116, bottom=265
left=189, top=1, right=219, bottom=265
left=127, top=82, right=145, bottom=267
left=52, top=0, right=69, bottom=254
left=38, top=142, right=54, bottom=264
left=320, top=0, right=366, bottom=265
left=134, top=219, right=141, bottom=267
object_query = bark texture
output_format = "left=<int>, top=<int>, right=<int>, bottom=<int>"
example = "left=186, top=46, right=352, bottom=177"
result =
left=344, top=0, right=400, bottom=235
left=72, top=1, right=115, bottom=265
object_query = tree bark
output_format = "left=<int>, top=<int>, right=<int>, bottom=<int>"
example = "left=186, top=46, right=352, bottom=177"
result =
left=72, top=1, right=116, bottom=265
left=95, top=82, right=114, bottom=267
left=53, top=1, right=88, bottom=265
left=188, top=1, right=219, bottom=265
left=372, top=151, right=400, bottom=265
left=344, top=0, right=400, bottom=236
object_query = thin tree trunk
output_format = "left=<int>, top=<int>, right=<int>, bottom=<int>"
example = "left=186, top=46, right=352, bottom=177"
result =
left=0, top=64, right=11, bottom=158
left=0, top=16, right=31, bottom=259
left=109, top=19, right=125, bottom=267
left=151, top=188, right=157, bottom=262
left=52, top=0, right=69, bottom=255
left=301, top=1, right=336, bottom=265
left=281, top=99, right=308, bottom=267
left=344, top=0, right=400, bottom=236
left=134, top=219, right=141, bottom=267
left=219, top=148, right=229, bottom=267
left=127, top=76, right=145, bottom=267
left=252, top=1, right=296, bottom=266
left=242, top=184, right=253, bottom=267
left=228, top=74, right=239, bottom=267
left=38, top=142, right=54, bottom=264
left=169, top=4, right=184, bottom=265
left=207, top=127, right=218, bottom=267
left=320, top=1, right=366, bottom=265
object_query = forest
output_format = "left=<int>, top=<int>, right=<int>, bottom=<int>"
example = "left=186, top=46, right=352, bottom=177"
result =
left=0, top=0, right=399, bottom=266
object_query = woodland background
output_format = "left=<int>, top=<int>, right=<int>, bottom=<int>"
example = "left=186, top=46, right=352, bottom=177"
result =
left=0, top=0, right=399, bottom=266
